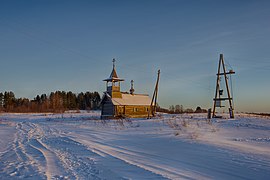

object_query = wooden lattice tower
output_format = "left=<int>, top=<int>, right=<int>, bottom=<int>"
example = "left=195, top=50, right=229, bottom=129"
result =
left=213, top=54, right=235, bottom=118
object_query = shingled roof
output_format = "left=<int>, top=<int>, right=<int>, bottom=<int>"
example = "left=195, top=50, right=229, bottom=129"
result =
left=111, top=93, right=152, bottom=106
left=101, top=92, right=153, bottom=106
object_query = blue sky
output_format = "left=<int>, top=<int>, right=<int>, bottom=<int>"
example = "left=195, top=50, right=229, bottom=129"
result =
left=0, top=0, right=269, bottom=113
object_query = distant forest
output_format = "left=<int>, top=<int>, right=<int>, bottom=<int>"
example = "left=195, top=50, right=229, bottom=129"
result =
left=157, top=105, right=207, bottom=114
left=0, top=91, right=101, bottom=113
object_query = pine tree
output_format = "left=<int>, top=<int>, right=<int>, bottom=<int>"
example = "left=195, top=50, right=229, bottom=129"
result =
left=4, top=91, right=16, bottom=111
left=0, top=92, right=4, bottom=111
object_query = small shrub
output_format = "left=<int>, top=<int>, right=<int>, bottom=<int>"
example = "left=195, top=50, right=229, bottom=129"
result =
left=182, top=119, right=188, bottom=127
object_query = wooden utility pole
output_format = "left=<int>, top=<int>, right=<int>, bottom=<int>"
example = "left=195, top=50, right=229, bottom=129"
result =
left=148, top=69, right=160, bottom=118
left=213, top=54, right=235, bottom=118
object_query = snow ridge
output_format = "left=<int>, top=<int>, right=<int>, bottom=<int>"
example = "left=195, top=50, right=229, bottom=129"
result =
left=1, top=112, right=270, bottom=179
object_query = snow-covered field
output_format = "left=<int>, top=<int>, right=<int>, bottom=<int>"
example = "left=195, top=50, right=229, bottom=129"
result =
left=1, top=112, right=270, bottom=180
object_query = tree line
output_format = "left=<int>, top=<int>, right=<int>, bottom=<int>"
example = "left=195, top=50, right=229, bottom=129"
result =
left=157, top=104, right=207, bottom=114
left=0, top=91, right=101, bottom=113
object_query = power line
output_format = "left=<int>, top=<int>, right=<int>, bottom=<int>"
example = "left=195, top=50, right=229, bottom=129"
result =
left=0, top=16, right=99, bottom=63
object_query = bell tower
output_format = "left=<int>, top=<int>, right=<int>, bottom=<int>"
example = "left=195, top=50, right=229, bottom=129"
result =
left=103, top=59, right=124, bottom=98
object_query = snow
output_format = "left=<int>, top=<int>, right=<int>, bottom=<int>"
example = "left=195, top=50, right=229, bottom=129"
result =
left=1, top=112, right=270, bottom=179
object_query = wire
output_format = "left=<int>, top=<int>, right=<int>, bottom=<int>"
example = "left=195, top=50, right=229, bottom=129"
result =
left=0, top=16, right=99, bottom=63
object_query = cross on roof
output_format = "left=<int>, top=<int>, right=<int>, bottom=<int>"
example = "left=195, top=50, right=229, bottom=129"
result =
left=113, top=58, right=116, bottom=68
